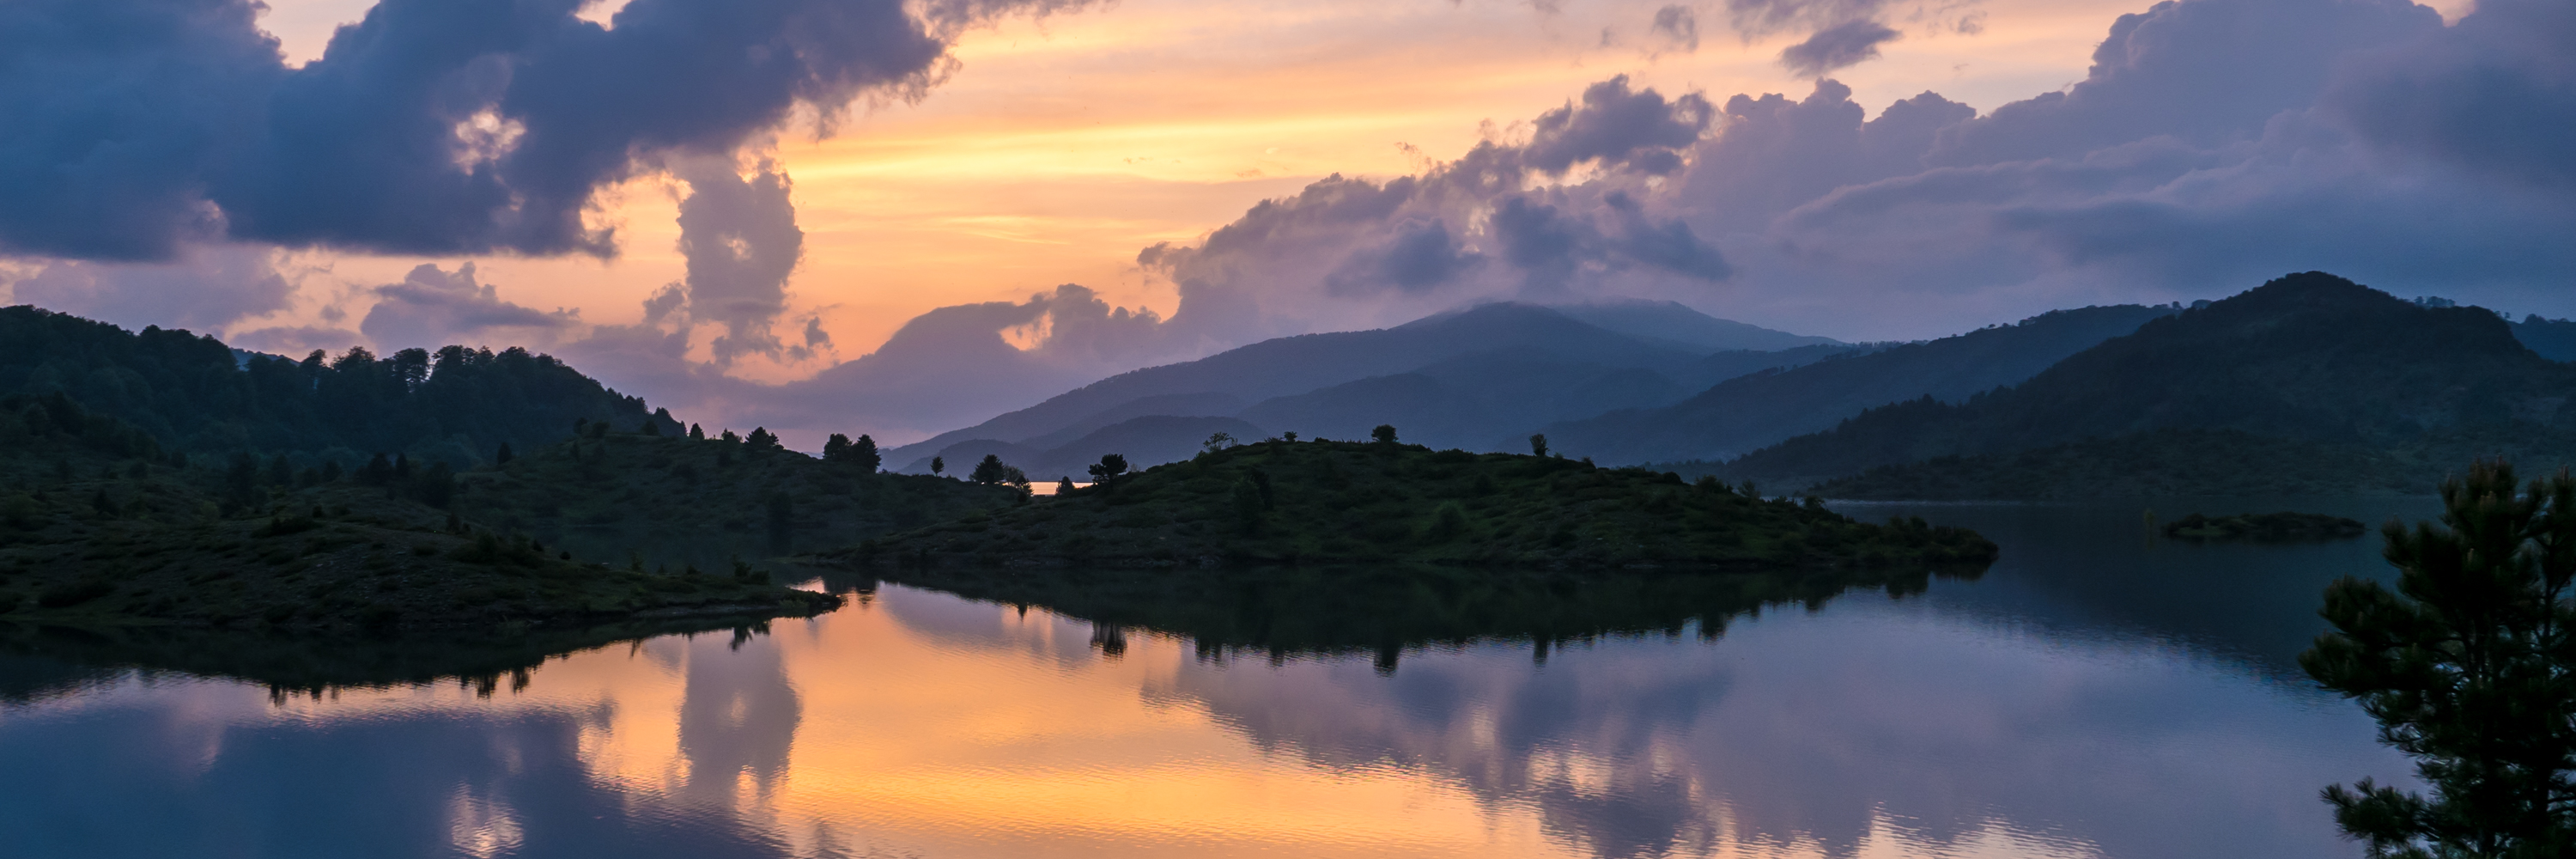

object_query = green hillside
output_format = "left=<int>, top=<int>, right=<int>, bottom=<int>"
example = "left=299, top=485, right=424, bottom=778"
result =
left=841, top=436, right=1996, bottom=570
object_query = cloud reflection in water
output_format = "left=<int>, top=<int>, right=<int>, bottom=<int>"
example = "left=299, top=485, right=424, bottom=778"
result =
left=0, top=570, right=2407, bottom=859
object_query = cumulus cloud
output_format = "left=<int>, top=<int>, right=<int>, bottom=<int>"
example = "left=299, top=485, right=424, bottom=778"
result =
left=1122, top=75, right=1721, bottom=346
left=0, top=0, right=1090, bottom=262
left=359, top=261, right=577, bottom=351
left=666, top=155, right=806, bottom=366
left=1, top=243, right=295, bottom=334
left=1104, top=0, right=2571, bottom=354
left=1927, top=0, right=2436, bottom=167
left=1779, top=19, right=1899, bottom=76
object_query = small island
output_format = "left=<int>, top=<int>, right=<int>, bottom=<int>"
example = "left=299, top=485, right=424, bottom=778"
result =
left=844, top=433, right=1998, bottom=570
left=2161, top=511, right=2368, bottom=542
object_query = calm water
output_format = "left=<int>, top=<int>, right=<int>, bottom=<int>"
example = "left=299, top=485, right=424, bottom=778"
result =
left=0, top=498, right=2438, bottom=858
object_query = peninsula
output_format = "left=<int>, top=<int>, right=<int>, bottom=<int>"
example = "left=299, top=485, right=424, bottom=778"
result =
left=845, top=434, right=1998, bottom=570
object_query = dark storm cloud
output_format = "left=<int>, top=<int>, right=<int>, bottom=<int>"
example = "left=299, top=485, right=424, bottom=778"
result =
left=1778, top=19, right=1899, bottom=76
left=0, top=0, right=1085, bottom=262
left=0, top=0, right=282, bottom=260
left=2324, top=0, right=2576, bottom=188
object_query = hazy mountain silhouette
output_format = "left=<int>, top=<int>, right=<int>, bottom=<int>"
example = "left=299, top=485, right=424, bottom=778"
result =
left=2512, top=315, right=2576, bottom=362
left=889, top=303, right=1845, bottom=472
left=1542, top=303, right=2179, bottom=465
left=1724, top=272, right=2576, bottom=491
left=1549, top=299, right=1844, bottom=352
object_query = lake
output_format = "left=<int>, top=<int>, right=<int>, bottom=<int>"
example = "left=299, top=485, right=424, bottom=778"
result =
left=0, top=498, right=2433, bottom=858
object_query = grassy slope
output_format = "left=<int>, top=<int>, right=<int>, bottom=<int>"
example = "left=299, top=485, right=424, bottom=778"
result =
left=844, top=439, right=1997, bottom=570
left=453, top=430, right=1024, bottom=570
left=0, top=435, right=847, bottom=634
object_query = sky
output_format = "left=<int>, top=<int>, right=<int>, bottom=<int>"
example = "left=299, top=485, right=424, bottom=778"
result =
left=1, top=0, right=2565, bottom=444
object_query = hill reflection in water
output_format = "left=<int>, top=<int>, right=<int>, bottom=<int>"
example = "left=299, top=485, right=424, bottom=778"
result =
left=0, top=502, right=2421, bottom=858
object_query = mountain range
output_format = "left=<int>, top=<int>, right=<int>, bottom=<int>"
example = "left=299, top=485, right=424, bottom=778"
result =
left=1731, top=272, right=2576, bottom=497
left=15, top=268, right=2576, bottom=501
left=881, top=302, right=1848, bottom=478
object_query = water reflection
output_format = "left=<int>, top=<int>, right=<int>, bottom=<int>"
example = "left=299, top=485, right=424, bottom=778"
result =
left=0, top=500, right=2422, bottom=858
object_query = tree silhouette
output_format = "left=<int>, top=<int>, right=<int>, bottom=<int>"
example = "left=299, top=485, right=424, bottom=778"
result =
left=1372, top=424, right=1398, bottom=444
left=823, top=433, right=884, bottom=472
left=1203, top=432, right=1236, bottom=454
left=970, top=454, right=1012, bottom=485
left=930, top=455, right=945, bottom=476
left=746, top=427, right=780, bottom=450
left=1529, top=433, right=1548, bottom=456
left=1087, top=454, right=1129, bottom=482
left=2304, top=460, right=2576, bottom=856
left=1056, top=477, right=1076, bottom=495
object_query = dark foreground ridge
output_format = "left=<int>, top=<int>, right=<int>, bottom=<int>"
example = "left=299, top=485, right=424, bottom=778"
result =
left=2163, top=511, right=2367, bottom=542
left=837, top=437, right=1997, bottom=570
left=0, top=395, right=843, bottom=634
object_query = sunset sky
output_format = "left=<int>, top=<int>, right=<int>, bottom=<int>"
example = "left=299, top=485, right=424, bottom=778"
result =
left=2, top=0, right=2561, bottom=442
left=235, top=0, right=2178, bottom=361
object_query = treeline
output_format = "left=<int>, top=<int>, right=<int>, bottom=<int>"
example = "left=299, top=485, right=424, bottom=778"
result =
left=0, top=305, right=677, bottom=466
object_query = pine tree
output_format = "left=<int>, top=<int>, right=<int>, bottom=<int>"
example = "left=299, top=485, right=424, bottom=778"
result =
left=930, top=455, right=945, bottom=476
left=1086, top=454, right=1128, bottom=482
left=690, top=423, right=705, bottom=440
left=2302, top=459, right=2576, bottom=857
left=746, top=427, right=780, bottom=450
left=853, top=434, right=880, bottom=472
left=970, top=454, right=1009, bottom=485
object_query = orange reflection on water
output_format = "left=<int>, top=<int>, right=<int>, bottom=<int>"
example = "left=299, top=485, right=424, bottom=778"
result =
left=200, top=583, right=2107, bottom=859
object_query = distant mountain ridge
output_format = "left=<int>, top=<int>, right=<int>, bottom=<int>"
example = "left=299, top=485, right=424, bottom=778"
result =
left=1725, top=272, right=2576, bottom=497
left=1545, top=303, right=2181, bottom=465
left=887, top=302, right=1852, bottom=472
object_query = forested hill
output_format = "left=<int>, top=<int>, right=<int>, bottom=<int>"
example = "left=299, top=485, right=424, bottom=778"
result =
left=1723, top=272, right=2576, bottom=494
left=1544, top=302, right=2178, bottom=464
left=0, top=305, right=678, bottom=465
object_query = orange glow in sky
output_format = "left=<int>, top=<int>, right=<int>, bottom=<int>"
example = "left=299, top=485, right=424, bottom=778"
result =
left=230, top=0, right=2175, bottom=380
